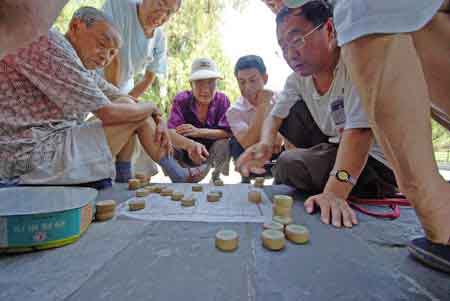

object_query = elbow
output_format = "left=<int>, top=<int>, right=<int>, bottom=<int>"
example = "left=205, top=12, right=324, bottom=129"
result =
left=218, top=131, right=232, bottom=140
left=224, top=131, right=233, bottom=138
left=94, top=106, right=117, bottom=125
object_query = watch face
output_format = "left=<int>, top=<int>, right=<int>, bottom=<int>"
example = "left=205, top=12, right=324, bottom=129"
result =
left=337, top=170, right=350, bottom=182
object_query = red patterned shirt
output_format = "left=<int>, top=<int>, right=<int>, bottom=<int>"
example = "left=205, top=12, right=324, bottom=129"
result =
left=0, top=30, right=121, bottom=179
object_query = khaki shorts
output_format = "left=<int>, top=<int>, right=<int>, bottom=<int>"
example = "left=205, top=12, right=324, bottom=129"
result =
left=19, top=121, right=115, bottom=185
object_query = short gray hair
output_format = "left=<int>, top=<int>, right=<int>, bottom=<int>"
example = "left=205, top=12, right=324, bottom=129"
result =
left=71, top=6, right=116, bottom=28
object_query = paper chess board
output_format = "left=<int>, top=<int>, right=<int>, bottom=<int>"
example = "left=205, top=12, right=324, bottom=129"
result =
left=118, top=184, right=272, bottom=223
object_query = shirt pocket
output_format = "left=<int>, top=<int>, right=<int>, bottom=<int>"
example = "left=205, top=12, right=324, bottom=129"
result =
left=330, top=96, right=346, bottom=134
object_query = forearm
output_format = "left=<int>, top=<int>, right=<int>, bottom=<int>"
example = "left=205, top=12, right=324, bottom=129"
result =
left=324, top=129, right=374, bottom=199
left=104, top=56, right=120, bottom=87
left=235, top=130, right=259, bottom=149
left=260, top=115, right=283, bottom=146
left=94, top=102, right=157, bottom=126
left=129, top=72, right=155, bottom=99
left=236, top=108, right=267, bottom=148
left=197, top=129, right=232, bottom=140
left=169, top=129, right=194, bottom=150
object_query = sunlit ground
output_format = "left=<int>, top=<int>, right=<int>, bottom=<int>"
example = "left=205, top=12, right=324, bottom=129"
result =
left=150, top=162, right=450, bottom=185
left=150, top=161, right=274, bottom=185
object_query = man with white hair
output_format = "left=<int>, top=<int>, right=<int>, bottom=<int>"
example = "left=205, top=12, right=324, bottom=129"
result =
left=0, top=7, right=198, bottom=187
left=167, top=58, right=232, bottom=182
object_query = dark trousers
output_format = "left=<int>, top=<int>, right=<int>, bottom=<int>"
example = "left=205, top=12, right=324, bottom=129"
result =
left=273, top=100, right=398, bottom=198
left=229, top=137, right=245, bottom=161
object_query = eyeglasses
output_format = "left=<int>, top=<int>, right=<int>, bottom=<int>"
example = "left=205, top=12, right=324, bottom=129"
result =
left=285, top=22, right=324, bottom=49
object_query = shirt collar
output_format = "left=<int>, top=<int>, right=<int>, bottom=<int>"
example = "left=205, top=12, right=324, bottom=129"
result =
left=235, top=96, right=256, bottom=112
left=311, top=58, right=343, bottom=100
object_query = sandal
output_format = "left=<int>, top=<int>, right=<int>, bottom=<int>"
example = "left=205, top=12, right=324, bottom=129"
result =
left=408, top=237, right=450, bottom=274
left=186, top=164, right=210, bottom=183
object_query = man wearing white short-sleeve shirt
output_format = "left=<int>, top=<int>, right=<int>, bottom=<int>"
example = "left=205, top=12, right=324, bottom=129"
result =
left=102, top=0, right=181, bottom=182
left=226, top=55, right=283, bottom=183
left=237, top=1, right=397, bottom=229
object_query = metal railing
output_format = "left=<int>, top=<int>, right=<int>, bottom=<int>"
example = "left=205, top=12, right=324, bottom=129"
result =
left=435, top=150, right=450, bottom=164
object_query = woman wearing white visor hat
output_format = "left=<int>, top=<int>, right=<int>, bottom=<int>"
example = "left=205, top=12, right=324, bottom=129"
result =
left=166, top=58, right=232, bottom=182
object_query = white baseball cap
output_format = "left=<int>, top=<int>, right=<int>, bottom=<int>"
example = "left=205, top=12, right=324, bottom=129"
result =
left=189, top=58, right=222, bottom=81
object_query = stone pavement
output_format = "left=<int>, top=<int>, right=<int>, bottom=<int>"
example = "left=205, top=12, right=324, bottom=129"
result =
left=0, top=183, right=448, bottom=301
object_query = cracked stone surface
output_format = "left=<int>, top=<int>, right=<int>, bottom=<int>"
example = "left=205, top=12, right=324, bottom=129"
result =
left=0, top=184, right=448, bottom=301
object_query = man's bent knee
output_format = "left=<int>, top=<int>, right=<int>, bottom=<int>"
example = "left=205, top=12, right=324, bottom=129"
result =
left=212, top=139, right=230, bottom=148
left=273, top=150, right=311, bottom=189
left=103, top=122, right=143, bottom=157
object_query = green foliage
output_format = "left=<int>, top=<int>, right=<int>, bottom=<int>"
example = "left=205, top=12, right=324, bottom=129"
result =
left=54, top=0, right=105, bottom=32
left=432, top=120, right=450, bottom=149
left=54, top=0, right=246, bottom=117
left=151, top=0, right=245, bottom=115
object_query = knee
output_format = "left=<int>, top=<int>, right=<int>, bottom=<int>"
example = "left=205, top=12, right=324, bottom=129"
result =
left=211, top=139, right=230, bottom=155
left=133, top=117, right=157, bottom=135
left=273, top=151, right=298, bottom=181
left=273, top=150, right=314, bottom=188
left=213, top=139, right=229, bottom=149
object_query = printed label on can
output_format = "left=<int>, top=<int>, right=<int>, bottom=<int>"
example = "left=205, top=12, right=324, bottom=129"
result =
left=7, top=210, right=81, bottom=247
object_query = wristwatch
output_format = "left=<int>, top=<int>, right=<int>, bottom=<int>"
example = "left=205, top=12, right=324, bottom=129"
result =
left=330, top=169, right=357, bottom=186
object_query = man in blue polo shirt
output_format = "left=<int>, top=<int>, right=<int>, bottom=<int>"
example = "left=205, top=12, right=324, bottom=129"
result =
left=102, top=0, right=181, bottom=182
